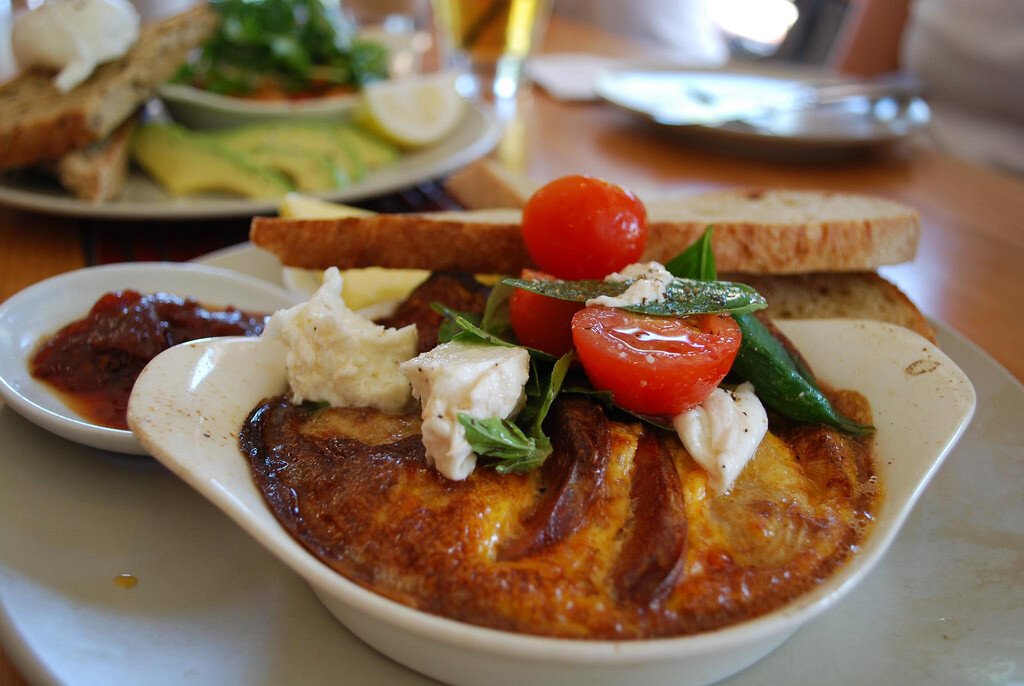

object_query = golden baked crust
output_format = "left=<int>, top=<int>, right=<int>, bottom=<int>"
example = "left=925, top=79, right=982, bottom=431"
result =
left=241, top=391, right=878, bottom=639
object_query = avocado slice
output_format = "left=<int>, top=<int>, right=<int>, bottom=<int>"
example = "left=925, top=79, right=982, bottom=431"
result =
left=334, top=123, right=401, bottom=169
left=130, top=124, right=292, bottom=198
left=244, top=144, right=348, bottom=192
left=209, top=122, right=366, bottom=181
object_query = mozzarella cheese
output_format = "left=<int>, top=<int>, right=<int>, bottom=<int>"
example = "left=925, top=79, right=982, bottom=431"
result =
left=400, top=341, right=530, bottom=481
left=586, top=261, right=675, bottom=308
left=12, top=0, right=140, bottom=93
left=265, top=267, right=418, bottom=413
left=673, top=382, right=768, bottom=492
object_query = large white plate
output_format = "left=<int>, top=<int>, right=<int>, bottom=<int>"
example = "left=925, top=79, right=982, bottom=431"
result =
left=0, top=245, right=1021, bottom=686
left=0, top=103, right=501, bottom=220
left=594, top=63, right=931, bottom=160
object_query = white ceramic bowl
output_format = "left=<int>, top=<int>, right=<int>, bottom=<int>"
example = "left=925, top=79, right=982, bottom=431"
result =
left=0, top=262, right=301, bottom=455
left=157, top=83, right=359, bottom=129
left=127, top=319, right=975, bottom=685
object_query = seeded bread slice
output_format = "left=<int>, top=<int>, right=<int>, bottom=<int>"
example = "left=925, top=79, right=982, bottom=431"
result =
left=0, top=4, right=217, bottom=170
left=723, top=271, right=936, bottom=343
left=53, top=116, right=137, bottom=202
left=445, top=160, right=920, bottom=272
left=444, top=158, right=540, bottom=209
left=250, top=190, right=919, bottom=275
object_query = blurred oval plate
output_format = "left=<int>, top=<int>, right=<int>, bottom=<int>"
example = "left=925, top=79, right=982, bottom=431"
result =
left=157, top=83, right=361, bottom=129
left=0, top=102, right=500, bottom=220
left=594, top=63, right=931, bottom=160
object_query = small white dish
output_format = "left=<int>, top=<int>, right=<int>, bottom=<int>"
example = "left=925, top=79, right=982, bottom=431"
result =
left=0, top=263, right=301, bottom=455
left=157, top=83, right=360, bottom=130
left=128, top=319, right=974, bottom=686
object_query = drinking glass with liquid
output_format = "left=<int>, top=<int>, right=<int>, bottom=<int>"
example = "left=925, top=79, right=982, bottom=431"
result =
left=431, top=0, right=552, bottom=99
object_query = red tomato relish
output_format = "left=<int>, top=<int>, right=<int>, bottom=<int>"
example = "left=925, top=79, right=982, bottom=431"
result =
left=30, top=290, right=267, bottom=431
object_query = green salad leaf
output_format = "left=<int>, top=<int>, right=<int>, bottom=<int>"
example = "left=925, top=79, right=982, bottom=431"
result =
left=458, top=351, right=574, bottom=473
left=665, top=226, right=874, bottom=435
left=174, top=0, right=388, bottom=96
left=502, top=275, right=766, bottom=317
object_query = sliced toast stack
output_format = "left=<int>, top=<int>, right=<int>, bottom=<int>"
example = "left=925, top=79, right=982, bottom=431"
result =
left=250, top=158, right=934, bottom=342
left=0, top=5, right=217, bottom=201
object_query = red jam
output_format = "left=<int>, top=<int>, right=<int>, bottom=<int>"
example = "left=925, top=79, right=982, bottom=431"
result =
left=31, top=290, right=267, bottom=430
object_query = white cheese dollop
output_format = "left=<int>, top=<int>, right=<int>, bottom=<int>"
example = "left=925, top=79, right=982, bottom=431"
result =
left=12, top=0, right=141, bottom=93
left=673, top=382, right=768, bottom=493
left=585, top=261, right=675, bottom=308
left=400, top=341, right=530, bottom=481
left=264, top=267, right=418, bottom=414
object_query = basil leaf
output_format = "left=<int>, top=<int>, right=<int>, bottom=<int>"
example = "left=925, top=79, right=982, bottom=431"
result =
left=664, top=225, right=717, bottom=281
left=459, top=415, right=540, bottom=458
left=459, top=416, right=552, bottom=474
left=560, top=384, right=674, bottom=430
left=526, top=352, right=573, bottom=436
left=561, top=384, right=615, bottom=408
left=464, top=351, right=573, bottom=474
left=503, top=276, right=766, bottom=317
left=431, top=302, right=556, bottom=362
left=731, top=314, right=874, bottom=435
left=662, top=227, right=871, bottom=435
left=432, top=303, right=481, bottom=344
left=481, top=280, right=514, bottom=339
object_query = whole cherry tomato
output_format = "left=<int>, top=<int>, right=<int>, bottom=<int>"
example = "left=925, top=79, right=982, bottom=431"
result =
left=508, top=269, right=583, bottom=357
left=521, top=175, right=647, bottom=280
left=571, top=307, right=742, bottom=416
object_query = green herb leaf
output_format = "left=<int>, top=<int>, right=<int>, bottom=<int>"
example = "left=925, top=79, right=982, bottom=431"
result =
left=560, top=384, right=674, bottom=430
left=480, top=280, right=514, bottom=339
left=459, top=415, right=542, bottom=459
left=179, top=0, right=388, bottom=96
left=459, top=415, right=552, bottom=474
left=463, top=351, right=574, bottom=474
left=664, top=225, right=717, bottom=281
left=524, top=351, right=573, bottom=435
left=433, top=303, right=481, bottom=345
left=731, top=314, right=874, bottom=435
left=502, top=276, right=766, bottom=317
left=431, top=302, right=556, bottom=362
left=662, top=226, right=871, bottom=435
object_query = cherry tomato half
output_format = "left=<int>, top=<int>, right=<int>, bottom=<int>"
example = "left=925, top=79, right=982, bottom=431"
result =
left=509, top=269, right=583, bottom=357
left=571, top=307, right=742, bottom=416
left=522, top=175, right=647, bottom=280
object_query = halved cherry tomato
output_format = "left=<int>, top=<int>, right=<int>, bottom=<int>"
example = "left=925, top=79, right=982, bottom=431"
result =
left=509, top=269, right=583, bottom=357
left=571, top=307, right=742, bottom=416
left=521, top=175, right=647, bottom=280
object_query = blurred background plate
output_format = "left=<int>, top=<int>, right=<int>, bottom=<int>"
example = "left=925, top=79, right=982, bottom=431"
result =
left=0, top=102, right=500, bottom=220
left=594, top=63, right=931, bottom=161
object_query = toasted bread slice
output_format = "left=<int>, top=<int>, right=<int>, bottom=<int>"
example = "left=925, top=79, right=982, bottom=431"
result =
left=724, top=271, right=936, bottom=343
left=54, top=117, right=137, bottom=202
left=0, top=5, right=217, bottom=170
left=250, top=190, right=919, bottom=274
left=251, top=210, right=529, bottom=274
left=444, top=158, right=540, bottom=209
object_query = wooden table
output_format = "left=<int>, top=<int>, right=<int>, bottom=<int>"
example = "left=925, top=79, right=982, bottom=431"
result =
left=2, top=15, right=1023, bottom=686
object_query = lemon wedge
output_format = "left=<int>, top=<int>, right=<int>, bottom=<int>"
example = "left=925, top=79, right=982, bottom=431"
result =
left=277, top=194, right=430, bottom=308
left=357, top=71, right=466, bottom=148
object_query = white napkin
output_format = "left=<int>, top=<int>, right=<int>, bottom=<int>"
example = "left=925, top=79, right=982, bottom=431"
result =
left=526, top=52, right=619, bottom=101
